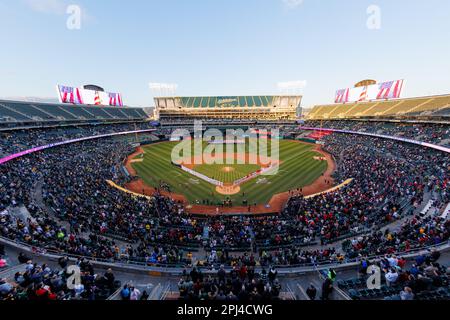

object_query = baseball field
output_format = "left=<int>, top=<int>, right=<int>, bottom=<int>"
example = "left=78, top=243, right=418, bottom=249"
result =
left=128, top=139, right=330, bottom=207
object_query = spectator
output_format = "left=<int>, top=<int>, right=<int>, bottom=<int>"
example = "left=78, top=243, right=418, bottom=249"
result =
left=400, top=287, right=414, bottom=300
left=385, top=269, right=399, bottom=286
left=130, top=287, right=141, bottom=300
left=140, top=290, right=149, bottom=300
left=18, top=253, right=30, bottom=264
left=0, top=278, right=13, bottom=296
left=268, top=267, right=278, bottom=283
left=120, top=284, right=131, bottom=300
left=321, top=278, right=333, bottom=300
left=306, top=284, right=317, bottom=300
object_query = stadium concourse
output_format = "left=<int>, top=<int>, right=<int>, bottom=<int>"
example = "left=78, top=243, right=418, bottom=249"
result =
left=0, top=99, right=449, bottom=301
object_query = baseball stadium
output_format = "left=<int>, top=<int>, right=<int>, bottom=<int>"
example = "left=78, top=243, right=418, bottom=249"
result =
left=0, top=0, right=449, bottom=314
left=121, top=95, right=330, bottom=215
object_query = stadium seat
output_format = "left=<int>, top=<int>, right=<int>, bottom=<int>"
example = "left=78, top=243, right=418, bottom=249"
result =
left=307, top=94, right=450, bottom=120
left=0, top=99, right=148, bottom=124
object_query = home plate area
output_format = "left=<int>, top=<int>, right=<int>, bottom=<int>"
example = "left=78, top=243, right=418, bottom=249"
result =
left=178, top=153, right=280, bottom=196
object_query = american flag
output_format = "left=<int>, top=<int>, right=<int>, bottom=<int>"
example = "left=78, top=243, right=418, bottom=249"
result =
left=59, top=86, right=83, bottom=104
left=335, top=89, right=349, bottom=103
left=109, top=93, right=123, bottom=107
left=377, top=80, right=403, bottom=100
left=377, top=81, right=394, bottom=99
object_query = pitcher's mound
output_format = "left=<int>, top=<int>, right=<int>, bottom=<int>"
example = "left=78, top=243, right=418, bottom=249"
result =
left=216, top=185, right=240, bottom=195
left=221, top=166, right=235, bottom=173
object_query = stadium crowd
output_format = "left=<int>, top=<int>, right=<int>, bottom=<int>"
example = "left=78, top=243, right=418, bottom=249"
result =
left=304, top=120, right=450, bottom=147
left=177, top=266, right=282, bottom=301
left=0, top=121, right=448, bottom=272
left=343, top=249, right=450, bottom=300
left=0, top=256, right=120, bottom=300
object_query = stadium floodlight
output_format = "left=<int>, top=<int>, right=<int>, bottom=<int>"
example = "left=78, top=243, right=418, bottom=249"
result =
left=149, top=82, right=178, bottom=97
left=277, top=80, right=307, bottom=95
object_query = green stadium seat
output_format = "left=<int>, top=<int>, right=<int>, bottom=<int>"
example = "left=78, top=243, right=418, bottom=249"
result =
left=253, top=96, right=262, bottom=107
left=307, top=94, right=450, bottom=119
left=245, top=96, right=255, bottom=107
left=201, top=97, right=209, bottom=108
left=193, top=97, right=201, bottom=108
left=208, top=97, right=217, bottom=108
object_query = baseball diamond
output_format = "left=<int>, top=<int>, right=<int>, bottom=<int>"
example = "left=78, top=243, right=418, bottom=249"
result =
left=125, top=139, right=332, bottom=214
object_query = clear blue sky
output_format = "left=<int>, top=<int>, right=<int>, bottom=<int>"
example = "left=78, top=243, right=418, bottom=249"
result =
left=1, top=0, right=450, bottom=107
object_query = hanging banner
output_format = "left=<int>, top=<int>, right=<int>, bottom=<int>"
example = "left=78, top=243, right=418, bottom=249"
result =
left=335, top=79, right=404, bottom=103
left=56, top=85, right=124, bottom=107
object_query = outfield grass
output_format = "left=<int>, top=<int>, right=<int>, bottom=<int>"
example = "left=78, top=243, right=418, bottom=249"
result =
left=131, top=140, right=328, bottom=205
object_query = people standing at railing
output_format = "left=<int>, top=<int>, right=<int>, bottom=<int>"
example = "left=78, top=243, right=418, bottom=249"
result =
left=306, top=284, right=317, bottom=300
left=321, top=278, right=333, bottom=300
left=178, top=266, right=281, bottom=301
left=0, top=259, right=120, bottom=301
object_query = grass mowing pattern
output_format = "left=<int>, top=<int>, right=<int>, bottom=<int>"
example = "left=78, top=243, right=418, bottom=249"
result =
left=132, top=140, right=328, bottom=205
left=193, top=163, right=261, bottom=184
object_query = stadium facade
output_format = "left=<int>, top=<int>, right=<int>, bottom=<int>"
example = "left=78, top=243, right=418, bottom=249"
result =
left=154, top=95, right=301, bottom=121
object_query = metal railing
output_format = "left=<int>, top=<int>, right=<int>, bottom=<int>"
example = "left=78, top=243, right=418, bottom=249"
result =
left=1, top=234, right=448, bottom=276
